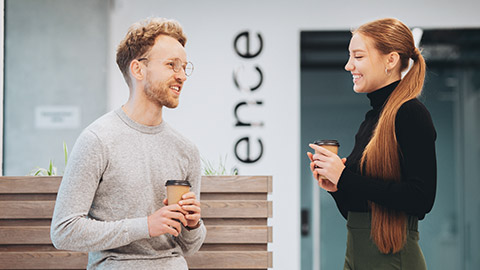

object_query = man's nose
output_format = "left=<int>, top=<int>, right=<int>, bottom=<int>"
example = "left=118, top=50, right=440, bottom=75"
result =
left=175, top=69, right=187, bottom=82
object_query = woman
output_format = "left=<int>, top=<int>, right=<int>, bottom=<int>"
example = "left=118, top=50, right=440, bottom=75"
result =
left=307, top=18, right=436, bottom=270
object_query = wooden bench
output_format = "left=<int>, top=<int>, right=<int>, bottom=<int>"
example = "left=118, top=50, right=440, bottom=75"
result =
left=0, top=176, right=273, bottom=269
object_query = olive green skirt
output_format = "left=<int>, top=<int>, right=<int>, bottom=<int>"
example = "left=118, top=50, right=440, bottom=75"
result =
left=344, top=212, right=427, bottom=270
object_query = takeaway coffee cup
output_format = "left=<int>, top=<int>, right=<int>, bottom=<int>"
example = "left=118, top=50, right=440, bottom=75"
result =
left=165, top=180, right=191, bottom=205
left=313, top=140, right=340, bottom=179
left=313, top=140, right=340, bottom=155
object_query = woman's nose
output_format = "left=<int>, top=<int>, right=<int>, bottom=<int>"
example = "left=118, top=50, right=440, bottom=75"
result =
left=344, top=58, right=353, bottom=71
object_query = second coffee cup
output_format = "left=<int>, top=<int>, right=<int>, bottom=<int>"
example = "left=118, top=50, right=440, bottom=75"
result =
left=313, top=140, right=340, bottom=155
left=165, top=180, right=191, bottom=205
left=313, top=140, right=340, bottom=180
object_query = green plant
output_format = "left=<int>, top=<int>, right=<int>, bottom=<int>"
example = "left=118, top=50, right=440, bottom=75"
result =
left=63, top=141, right=69, bottom=167
left=29, top=141, right=69, bottom=176
left=31, top=159, right=57, bottom=176
left=202, top=155, right=238, bottom=176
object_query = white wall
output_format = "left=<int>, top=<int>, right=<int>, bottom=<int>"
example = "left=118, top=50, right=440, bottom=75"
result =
left=105, top=0, right=480, bottom=269
left=109, top=2, right=302, bottom=269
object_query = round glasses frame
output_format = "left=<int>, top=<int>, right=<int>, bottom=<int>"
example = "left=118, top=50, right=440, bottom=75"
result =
left=137, top=57, right=194, bottom=76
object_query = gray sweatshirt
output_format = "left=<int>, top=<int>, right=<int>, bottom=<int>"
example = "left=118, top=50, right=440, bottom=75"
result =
left=51, top=108, right=206, bottom=269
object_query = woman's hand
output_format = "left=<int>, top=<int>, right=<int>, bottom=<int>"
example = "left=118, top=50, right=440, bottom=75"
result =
left=307, top=152, right=339, bottom=192
left=307, top=144, right=346, bottom=191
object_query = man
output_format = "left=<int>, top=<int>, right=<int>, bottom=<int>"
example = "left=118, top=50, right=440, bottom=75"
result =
left=51, top=17, right=206, bottom=270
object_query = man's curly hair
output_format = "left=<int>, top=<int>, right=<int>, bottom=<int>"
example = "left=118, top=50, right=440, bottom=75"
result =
left=116, top=17, right=187, bottom=87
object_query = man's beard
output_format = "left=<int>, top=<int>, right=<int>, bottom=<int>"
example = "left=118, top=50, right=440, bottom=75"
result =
left=144, top=77, right=179, bottom=109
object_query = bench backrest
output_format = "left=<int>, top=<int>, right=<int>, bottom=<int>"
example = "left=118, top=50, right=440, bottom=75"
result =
left=0, top=176, right=273, bottom=269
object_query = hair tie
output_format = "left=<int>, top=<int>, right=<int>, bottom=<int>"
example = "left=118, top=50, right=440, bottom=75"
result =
left=411, top=48, right=419, bottom=61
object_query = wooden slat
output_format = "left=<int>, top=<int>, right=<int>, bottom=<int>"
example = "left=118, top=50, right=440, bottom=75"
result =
left=0, top=177, right=62, bottom=194
left=0, top=226, right=51, bottom=244
left=0, top=251, right=272, bottom=269
left=201, top=176, right=272, bottom=193
left=199, top=244, right=267, bottom=251
left=0, top=200, right=271, bottom=220
left=203, top=218, right=267, bottom=226
left=186, top=251, right=273, bottom=269
left=0, top=251, right=87, bottom=269
left=201, top=193, right=267, bottom=201
left=205, top=226, right=272, bottom=244
left=0, top=201, right=54, bottom=219
left=0, top=245, right=58, bottom=252
left=0, top=225, right=272, bottom=245
left=0, top=176, right=273, bottom=195
left=0, top=194, right=57, bottom=201
left=201, top=201, right=272, bottom=218
left=0, top=220, right=51, bottom=226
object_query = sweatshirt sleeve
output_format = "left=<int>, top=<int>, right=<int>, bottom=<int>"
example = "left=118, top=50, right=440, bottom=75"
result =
left=336, top=100, right=437, bottom=218
left=175, top=145, right=206, bottom=256
left=50, top=130, right=150, bottom=252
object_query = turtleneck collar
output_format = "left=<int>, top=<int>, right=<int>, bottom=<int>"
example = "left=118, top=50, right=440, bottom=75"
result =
left=366, top=80, right=401, bottom=110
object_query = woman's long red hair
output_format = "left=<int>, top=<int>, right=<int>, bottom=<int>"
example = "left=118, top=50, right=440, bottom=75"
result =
left=356, top=18, right=426, bottom=254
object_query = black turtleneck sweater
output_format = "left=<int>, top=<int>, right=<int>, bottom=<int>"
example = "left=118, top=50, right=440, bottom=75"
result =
left=331, top=81, right=437, bottom=220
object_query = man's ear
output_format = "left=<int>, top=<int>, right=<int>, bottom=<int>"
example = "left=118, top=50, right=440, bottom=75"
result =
left=386, top=51, right=400, bottom=71
left=130, top=59, right=145, bottom=81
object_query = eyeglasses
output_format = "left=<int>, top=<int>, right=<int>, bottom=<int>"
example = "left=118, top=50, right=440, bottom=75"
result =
left=137, top=57, right=194, bottom=76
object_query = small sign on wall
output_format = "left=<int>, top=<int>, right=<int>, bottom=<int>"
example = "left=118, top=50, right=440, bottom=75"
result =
left=35, top=106, right=80, bottom=129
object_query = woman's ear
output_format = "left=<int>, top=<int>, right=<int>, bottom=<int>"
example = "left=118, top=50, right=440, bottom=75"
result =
left=130, top=59, right=145, bottom=81
left=386, top=51, right=400, bottom=71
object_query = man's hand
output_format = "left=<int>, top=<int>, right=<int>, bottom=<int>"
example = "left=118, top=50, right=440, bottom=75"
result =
left=147, top=204, right=188, bottom=237
left=178, top=192, right=201, bottom=228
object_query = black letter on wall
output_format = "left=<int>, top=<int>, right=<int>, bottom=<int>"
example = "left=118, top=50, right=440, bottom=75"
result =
left=233, top=31, right=263, bottom=59
left=234, top=101, right=264, bottom=127
left=233, top=65, right=264, bottom=92
left=234, top=136, right=264, bottom=163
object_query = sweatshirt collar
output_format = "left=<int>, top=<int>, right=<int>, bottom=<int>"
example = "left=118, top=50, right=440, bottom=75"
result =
left=115, top=107, right=166, bottom=134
